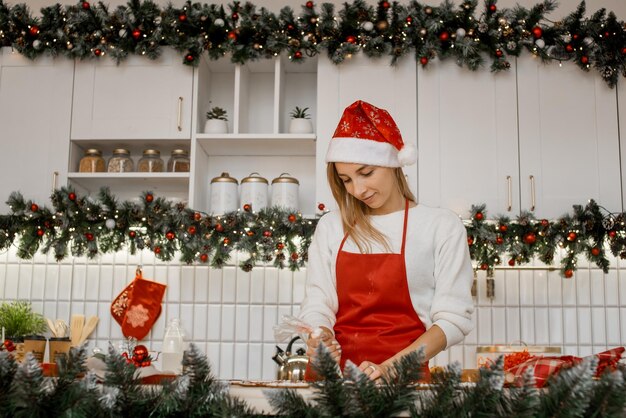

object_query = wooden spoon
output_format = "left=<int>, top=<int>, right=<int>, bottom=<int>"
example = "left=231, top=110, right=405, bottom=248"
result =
left=70, top=314, right=85, bottom=346
left=78, top=316, right=99, bottom=345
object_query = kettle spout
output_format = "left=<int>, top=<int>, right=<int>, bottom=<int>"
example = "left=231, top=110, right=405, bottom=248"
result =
left=272, top=346, right=287, bottom=365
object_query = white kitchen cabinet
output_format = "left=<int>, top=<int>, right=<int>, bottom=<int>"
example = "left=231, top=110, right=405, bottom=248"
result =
left=619, top=80, right=626, bottom=211
left=418, top=56, right=622, bottom=219
left=71, top=48, right=193, bottom=140
left=0, top=48, right=73, bottom=211
left=315, top=54, right=418, bottom=211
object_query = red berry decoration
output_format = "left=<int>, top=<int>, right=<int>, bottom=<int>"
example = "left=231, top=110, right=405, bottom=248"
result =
left=29, top=26, right=39, bottom=36
left=480, top=263, right=488, bottom=270
left=154, top=246, right=161, bottom=254
left=406, top=16, right=413, bottom=24
left=200, top=253, right=208, bottom=262
left=228, top=32, right=237, bottom=40
left=179, top=14, right=187, bottom=22
left=291, top=252, right=299, bottom=260
left=531, top=26, right=543, bottom=39
left=499, top=224, right=508, bottom=232
left=243, top=203, right=252, bottom=212
left=439, top=31, right=450, bottom=42
left=82, top=1, right=90, bottom=9
left=495, top=49, right=503, bottom=58
left=489, top=4, right=497, bottom=12
left=573, top=34, right=579, bottom=40
left=565, top=44, right=574, bottom=53
left=215, top=223, right=224, bottom=232
left=145, top=193, right=154, bottom=203
left=36, top=229, right=44, bottom=237
left=382, top=1, right=390, bottom=8
left=508, top=258, right=515, bottom=267
left=185, top=54, right=194, bottom=62
left=30, top=203, right=38, bottom=212
left=166, top=231, right=175, bottom=240
left=346, top=35, right=357, bottom=44
left=263, top=230, right=272, bottom=237
left=581, top=55, right=589, bottom=64
left=474, top=212, right=484, bottom=221
left=85, top=233, right=94, bottom=241
left=318, top=203, right=326, bottom=211
left=94, top=48, right=102, bottom=57
left=132, top=29, right=141, bottom=40
left=129, top=230, right=136, bottom=238
left=591, top=247, right=601, bottom=256
left=288, top=214, right=297, bottom=223
left=541, top=219, right=549, bottom=227
left=287, top=24, right=294, bottom=31
left=622, top=47, right=626, bottom=55
left=3, top=339, right=15, bottom=352
left=194, top=212, right=202, bottom=221
left=420, top=56, right=429, bottom=66
left=495, top=236, right=503, bottom=245
left=306, top=1, right=314, bottom=9
left=133, top=344, right=149, bottom=361
left=294, top=51, right=303, bottom=59
left=523, top=232, right=536, bottom=245
left=69, top=192, right=76, bottom=201
left=564, top=269, right=574, bottom=279
left=223, top=238, right=230, bottom=245
left=567, top=232, right=577, bottom=242
left=188, top=226, right=196, bottom=235
left=277, top=242, right=285, bottom=250
left=609, top=230, right=617, bottom=238
left=232, top=12, right=239, bottom=20
left=467, top=236, right=474, bottom=246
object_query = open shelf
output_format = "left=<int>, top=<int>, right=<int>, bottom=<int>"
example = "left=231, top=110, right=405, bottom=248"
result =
left=196, top=134, right=316, bottom=156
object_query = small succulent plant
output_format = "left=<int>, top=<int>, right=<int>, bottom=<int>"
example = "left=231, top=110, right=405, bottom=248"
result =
left=290, top=106, right=310, bottom=119
left=206, top=106, right=228, bottom=121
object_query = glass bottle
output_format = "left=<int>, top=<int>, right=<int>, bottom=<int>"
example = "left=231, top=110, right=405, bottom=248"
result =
left=161, top=318, right=184, bottom=374
left=137, top=149, right=164, bottom=172
left=78, top=148, right=105, bottom=173
left=107, top=148, right=134, bottom=173
left=167, top=149, right=190, bottom=172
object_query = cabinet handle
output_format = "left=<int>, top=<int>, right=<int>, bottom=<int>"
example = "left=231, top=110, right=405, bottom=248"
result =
left=52, top=171, right=58, bottom=191
left=177, top=96, right=183, bottom=131
left=506, top=176, right=512, bottom=212
left=529, top=175, right=536, bottom=212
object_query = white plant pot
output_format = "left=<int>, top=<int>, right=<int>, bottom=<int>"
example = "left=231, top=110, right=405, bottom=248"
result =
left=288, top=118, right=313, bottom=134
left=204, top=119, right=228, bottom=134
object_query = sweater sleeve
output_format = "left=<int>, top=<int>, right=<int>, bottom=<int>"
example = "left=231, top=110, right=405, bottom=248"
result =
left=430, top=214, right=475, bottom=349
left=298, top=214, right=339, bottom=332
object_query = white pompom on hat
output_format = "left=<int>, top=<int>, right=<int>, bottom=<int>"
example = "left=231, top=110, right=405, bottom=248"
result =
left=325, top=100, right=417, bottom=167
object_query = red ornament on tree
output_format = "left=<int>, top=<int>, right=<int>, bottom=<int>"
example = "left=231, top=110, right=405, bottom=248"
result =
left=467, top=236, right=474, bottom=246
left=132, top=29, right=142, bottom=40
left=439, top=31, right=450, bottom=41
left=30, top=203, right=38, bottom=212
left=531, top=26, right=543, bottom=39
left=287, top=24, right=294, bottom=31
left=306, top=1, right=314, bottom=9
left=185, top=54, right=194, bottom=62
left=495, top=49, right=503, bottom=58
left=166, top=231, right=175, bottom=240
left=291, top=252, right=299, bottom=261
left=223, top=238, right=230, bottom=245
left=187, top=226, right=196, bottom=235
left=622, top=47, right=626, bottom=55
left=129, top=230, right=136, bottom=238
left=69, top=192, right=76, bottom=201
left=243, top=203, right=252, bottom=212
left=591, top=247, right=601, bottom=257
left=523, top=232, right=537, bottom=245
left=232, top=12, right=239, bottom=20
left=36, top=229, right=44, bottom=237
left=609, top=230, right=617, bottom=238
left=508, top=258, right=515, bottom=267
left=94, top=48, right=102, bottom=57
left=85, top=233, right=94, bottom=241
left=247, top=231, right=255, bottom=236
left=263, top=230, right=272, bottom=237
left=474, top=212, right=484, bottom=221
left=179, top=14, right=187, bottom=22
left=154, top=246, right=161, bottom=254
left=346, top=35, right=357, bottom=44
left=200, top=253, right=208, bottom=262
left=29, top=26, right=39, bottom=36
left=489, top=4, right=497, bottom=12
left=215, top=223, right=224, bottom=232
left=406, top=16, right=413, bottom=24
left=565, top=44, right=574, bottom=52
left=541, top=219, right=549, bottom=227
left=382, top=1, right=390, bottom=8
left=567, top=232, right=577, bottom=242
left=564, top=269, right=574, bottom=278
left=276, top=242, right=284, bottom=250
left=572, top=34, right=580, bottom=40
left=499, top=224, right=508, bottom=232
left=294, top=50, right=303, bottom=59
left=581, top=55, right=589, bottom=64
left=496, top=236, right=503, bottom=245
left=133, top=344, right=149, bottom=361
left=81, top=1, right=90, bottom=9
left=288, top=214, right=297, bottom=223
left=318, top=203, right=326, bottom=211
left=420, top=56, right=429, bottom=66
left=228, top=32, right=237, bottom=40
left=480, top=263, right=488, bottom=270
left=145, top=193, right=154, bottom=203
left=194, top=212, right=202, bottom=221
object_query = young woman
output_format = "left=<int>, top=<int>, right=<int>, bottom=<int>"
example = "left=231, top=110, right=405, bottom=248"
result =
left=299, top=100, right=474, bottom=380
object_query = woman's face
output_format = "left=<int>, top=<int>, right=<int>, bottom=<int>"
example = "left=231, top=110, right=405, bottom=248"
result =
left=334, top=163, right=403, bottom=215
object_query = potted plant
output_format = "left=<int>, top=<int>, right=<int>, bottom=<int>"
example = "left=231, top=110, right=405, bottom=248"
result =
left=0, top=301, right=47, bottom=342
left=288, top=106, right=313, bottom=133
left=204, top=105, right=229, bottom=134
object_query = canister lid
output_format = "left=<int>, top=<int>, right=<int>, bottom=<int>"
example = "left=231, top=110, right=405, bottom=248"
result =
left=476, top=345, right=561, bottom=354
left=241, top=172, right=268, bottom=184
left=84, top=148, right=102, bottom=156
left=211, top=172, right=238, bottom=184
left=112, top=148, right=130, bottom=155
left=171, top=149, right=189, bottom=156
left=142, top=149, right=160, bottom=156
left=272, top=173, right=299, bottom=185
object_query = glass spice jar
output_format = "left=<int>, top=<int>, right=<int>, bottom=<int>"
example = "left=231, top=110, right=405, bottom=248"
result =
left=107, top=148, right=134, bottom=173
left=137, top=149, right=164, bottom=172
left=79, top=148, right=106, bottom=173
left=167, top=149, right=190, bottom=172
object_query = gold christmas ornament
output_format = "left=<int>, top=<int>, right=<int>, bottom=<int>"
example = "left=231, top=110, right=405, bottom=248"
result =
left=424, top=6, right=433, bottom=15
left=376, top=20, right=389, bottom=31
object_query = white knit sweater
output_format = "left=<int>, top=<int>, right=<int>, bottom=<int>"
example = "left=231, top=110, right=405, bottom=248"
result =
left=299, top=204, right=475, bottom=349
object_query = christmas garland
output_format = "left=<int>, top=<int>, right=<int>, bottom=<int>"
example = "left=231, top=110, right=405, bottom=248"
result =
left=0, top=344, right=624, bottom=416
left=0, top=188, right=625, bottom=277
left=0, top=0, right=625, bottom=87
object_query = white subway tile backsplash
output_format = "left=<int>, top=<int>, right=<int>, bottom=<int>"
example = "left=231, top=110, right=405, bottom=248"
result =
left=222, top=267, right=237, bottom=303
left=293, top=269, right=306, bottom=303
left=194, top=267, right=209, bottom=303
left=234, top=343, right=249, bottom=378
left=250, top=269, right=265, bottom=303
left=534, top=308, right=549, bottom=345
left=247, top=343, right=263, bottom=379
left=562, top=275, right=577, bottom=305
left=547, top=272, right=562, bottom=305
left=492, top=307, right=506, bottom=343
left=236, top=270, right=251, bottom=303
left=577, top=307, right=592, bottom=345
left=264, top=268, right=279, bottom=304
left=477, top=308, right=492, bottom=345
left=98, top=265, right=113, bottom=301
left=519, top=271, right=534, bottom=306
left=505, top=307, right=521, bottom=342
left=590, top=270, right=605, bottom=306
left=576, top=270, right=591, bottom=306
left=235, top=305, right=250, bottom=341
left=221, top=305, right=236, bottom=341
left=520, top=307, right=536, bottom=343
left=549, top=308, right=563, bottom=345
left=533, top=272, right=548, bottom=306
left=180, top=266, right=195, bottom=303
left=32, top=264, right=46, bottom=300
left=591, top=307, right=606, bottom=344
left=604, top=270, right=619, bottom=306
left=263, top=306, right=278, bottom=342
left=208, top=268, right=222, bottom=303
left=207, top=305, right=222, bottom=340
left=17, top=264, right=32, bottom=299
left=491, top=271, right=506, bottom=305
left=563, top=308, right=578, bottom=344
left=504, top=271, right=520, bottom=306
left=605, top=307, right=620, bottom=345
left=192, top=305, right=208, bottom=340
left=206, top=342, right=221, bottom=375
left=278, top=269, right=293, bottom=304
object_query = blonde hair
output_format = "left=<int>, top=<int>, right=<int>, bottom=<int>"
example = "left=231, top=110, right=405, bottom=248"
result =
left=327, top=163, right=416, bottom=253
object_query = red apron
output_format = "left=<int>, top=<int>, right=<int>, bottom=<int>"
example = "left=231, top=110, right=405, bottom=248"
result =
left=334, top=199, right=429, bottom=378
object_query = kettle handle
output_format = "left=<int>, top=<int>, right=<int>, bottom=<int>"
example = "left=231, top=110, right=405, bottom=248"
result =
left=286, top=335, right=301, bottom=354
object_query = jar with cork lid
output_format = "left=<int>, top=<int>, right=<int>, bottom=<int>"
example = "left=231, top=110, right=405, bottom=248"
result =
left=79, top=149, right=106, bottom=173
left=107, top=149, right=134, bottom=173
left=167, top=149, right=190, bottom=172
left=137, top=149, right=164, bottom=172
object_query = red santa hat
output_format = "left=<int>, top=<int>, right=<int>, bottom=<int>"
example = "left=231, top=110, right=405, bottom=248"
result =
left=325, top=100, right=417, bottom=167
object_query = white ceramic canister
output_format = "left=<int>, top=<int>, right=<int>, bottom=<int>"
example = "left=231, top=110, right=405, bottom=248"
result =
left=240, top=172, right=268, bottom=212
left=271, top=173, right=300, bottom=210
left=210, top=172, right=239, bottom=214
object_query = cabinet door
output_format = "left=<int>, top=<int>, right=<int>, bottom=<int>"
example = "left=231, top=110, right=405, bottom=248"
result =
left=417, top=59, right=519, bottom=218
left=0, top=48, right=73, bottom=211
left=72, top=48, right=193, bottom=139
left=316, top=54, right=418, bottom=210
left=517, top=55, right=622, bottom=219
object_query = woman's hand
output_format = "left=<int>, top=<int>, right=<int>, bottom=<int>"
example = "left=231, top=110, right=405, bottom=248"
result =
left=358, top=361, right=385, bottom=380
left=306, top=326, right=341, bottom=363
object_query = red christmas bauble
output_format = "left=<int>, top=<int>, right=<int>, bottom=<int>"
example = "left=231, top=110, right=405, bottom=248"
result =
left=499, top=224, right=508, bottom=232
left=188, top=226, right=196, bottom=235
left=439, top=31, right=450, bottom=41
left=194, top=212, right=202, bottom=221
left=133, top=344, right=149, bottom=361
left=154, top=246, right=161, bottom=254
left=318, top=203, right=326, bottom=211
left=30, top=203, right=39, bottom=212
left=85, top=233, right=94, bottom=241
left=306, top=1, right=314, bottom=9
left=406, top=16, right=413, bottom=24
left=508, top=258, right=515, bottom=267
left=223, top=238, right=230, bottom=245
left=591, top=247, right=601, bottom=256
left=141, top=360, right=151, bottom=367
left=495, top=49, right=503, bottom=58
left=129, top=230, right=136, bottom=238
left=291, top=252, right=299, bottom=260
left=179, top=14, right=187, bottom=22
left=69, top=192, right=76, bottom=201
left=228, top=32, right=237, bottom=40
left=489, top=4, right=497, bottom=12
left=29, top=26, right=39, bottom=36
left=604, top=31, right=610, bottom=38
left=44, top=221, right=51, bottom=228
left=382, top=1, right=390, bottom=8
left=573, top=34, right=580, bottom=40
left=36, top=229, right=44, bottom=237
left=581, top=55, right=589, bottom=64
left=346, top=35, right=357, bottom=44
left=215, top=223, right=224, bottom=232
left=420, top=56, right=429, bottom=66
left=247, top=231, right=255, bottom=236
left=287, top=24, right=294, bottom=31
left=132, top=29, right=141, bottom=40
left=496, top=236, right=503, bottom=245
left=523, top=232, right=536, bottom=245
left=288, top=214, right=297, bottom=223
left=531, top=26, right=543, bottom=39
left=277, top=242, right=284, bottom=250
left=166, top=231, right=175, bottom=240
left=622, top=47, right=626, bottom=55
left=263, top=230, right=272, bottom=237
left=567, top=232, right=577, bottom=242
left=94, top=48, right=102, bottom=56
left=82, top=1, right=90, bottom=10
left=232, top=12, right=239, bottom=20
left=467, top=236, right=474, bottom=246
left=609, top=230, right=617, bottom=238
left=564, top=269, right=574, bottom=278
left=185, top=54, right=194, bottom=62
left=541, top=219, right=549, bottom=227
left=474, top=212, right=484, bottom=221
left=243, top=203, right=252, bottom=212
left=145, top=193, right=154, bottom=203
left=294, top=50, right=302, bottom=58
left=565, top=44, right=574, bottom=53
left=200, top=253, right=208, bottom=262
left=480, top=263, right=488, bottom=270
